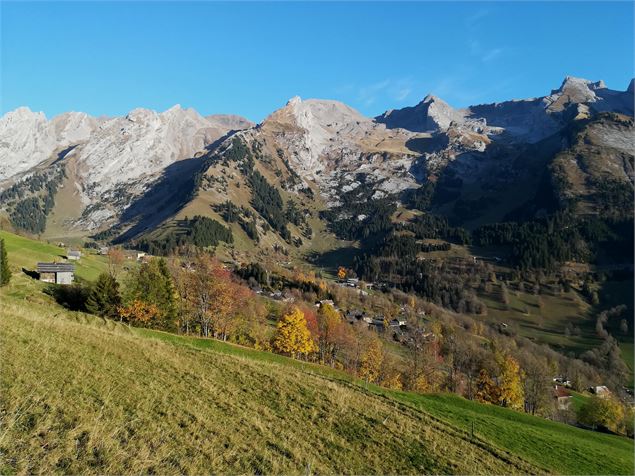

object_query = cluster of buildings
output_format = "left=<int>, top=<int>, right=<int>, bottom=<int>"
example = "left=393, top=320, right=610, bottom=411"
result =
left=551, top=376, right=617, bottom=411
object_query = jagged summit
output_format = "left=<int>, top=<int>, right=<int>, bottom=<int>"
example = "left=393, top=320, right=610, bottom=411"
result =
left=554, top=76, right=606, bottom=94
left=377, top=77, right=633, bottom=141
left=376, top=93, right=466, bottom=132
left=267, top=96, right=369, bottom=129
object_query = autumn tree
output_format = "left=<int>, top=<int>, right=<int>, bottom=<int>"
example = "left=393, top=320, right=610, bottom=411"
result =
left=337, top=266, right=347, bottom=281
left=522, top=354, right=551, bottom=415
left=359, top=336, right=383, bottom=384
left=273, top=307, right=317, bottom=359
left=118, top=299, right=160, bottom=326
left=168, top=257, right=195, bottom=334
left=497, top=353, right=525, bottom=410
left=475, top=369, right=500, bottom=404
left=380, top=353, right=403, bottom=390
left=87, top=272, right=121, bottom=318
left=107, top=246, right=125, bottom=278
left=404, top=319, right=440, bottom=392
left=185, top=255, right=248, bottom=339
left=0, top=238, right=10, bottom=286
left=215, top=280, right=251, bottom=341
left=577, top=395, right=625, bottom=433
left=316, top=303, right=348, bottom=366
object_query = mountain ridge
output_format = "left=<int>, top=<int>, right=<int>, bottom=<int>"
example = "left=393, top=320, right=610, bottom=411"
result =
left=0, top=76, right=632, bottom=257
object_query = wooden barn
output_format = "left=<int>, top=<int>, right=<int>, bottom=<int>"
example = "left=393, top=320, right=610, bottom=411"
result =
left=37, top=262, right=75, bottom=285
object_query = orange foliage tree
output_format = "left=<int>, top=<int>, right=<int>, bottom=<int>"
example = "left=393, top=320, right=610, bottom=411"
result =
left=118, top=299, right=160, bottom=326
left=185, top=254, right=251, bottom=339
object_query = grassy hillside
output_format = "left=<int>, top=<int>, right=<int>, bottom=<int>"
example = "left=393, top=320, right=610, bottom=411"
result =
left=0, top=230, right=109, bottom=282
left=1, top=230, right=633, bottom=474
left=3, top=289, right=634, bottom=475
left=2, top=296, right=540, bottom=475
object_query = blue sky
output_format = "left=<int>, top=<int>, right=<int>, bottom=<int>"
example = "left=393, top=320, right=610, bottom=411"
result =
left=1, top=1, right=633, bottom=122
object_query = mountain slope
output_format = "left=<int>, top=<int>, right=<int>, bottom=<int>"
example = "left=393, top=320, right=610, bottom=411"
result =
left=0, top=106, right=252, bottom=237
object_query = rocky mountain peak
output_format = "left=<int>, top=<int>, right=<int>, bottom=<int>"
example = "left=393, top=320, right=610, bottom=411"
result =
left=549, top=76, right=605, bottom=106
left=376, top=93, right=464, bottom=132
left=0, top=107, right=58, bottom=181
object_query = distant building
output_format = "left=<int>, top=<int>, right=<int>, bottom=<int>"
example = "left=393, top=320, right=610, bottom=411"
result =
left=136, top=252, right=147, bottom=261
left=590, top=385, right=611, bottom=398
left=553, top=385, right=572, bottom=410
left=67, top=250, right=81, bottom=261
left=99, top=246, right=110, bottom=255
left=389, top=317, right=407, bottom=328
left=37, top=262, right=75, bottom=285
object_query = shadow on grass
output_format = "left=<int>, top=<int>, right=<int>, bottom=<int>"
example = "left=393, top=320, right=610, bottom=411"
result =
left=21, top=267, right=39, bottom=280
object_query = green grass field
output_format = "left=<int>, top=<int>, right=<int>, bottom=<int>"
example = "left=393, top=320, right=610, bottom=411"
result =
left=481, top=285, right=600, bottom=354
left=0, top=230, right=110, bottom=282
left=1, top=230, right=633, bottom=474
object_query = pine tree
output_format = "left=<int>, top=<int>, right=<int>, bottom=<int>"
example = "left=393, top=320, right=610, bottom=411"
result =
left=0, top=238, right=11, bottom=286
left=126, top=258, right=177, bottom=331
left=87, top=272, right=121, bottom=318
left=273, top=307, right=316, bottom=359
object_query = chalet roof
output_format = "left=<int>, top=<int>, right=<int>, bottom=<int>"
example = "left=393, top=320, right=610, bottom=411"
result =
left=68, top=250, right=81, bottom=256
left=37, top=262, right=75, bottom=273
left=554, top=386, right=571, bottom=398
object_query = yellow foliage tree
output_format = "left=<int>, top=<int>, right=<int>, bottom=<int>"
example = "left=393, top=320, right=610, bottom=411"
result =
left=577, top=395, right=625, bottom=433
left=273, top=307, right=317, bottom=359
left=359, top=337, right=383, bottom=384
left=337, top=266, right=347, bottom=281
left=497, top=354, right=525, bottom=410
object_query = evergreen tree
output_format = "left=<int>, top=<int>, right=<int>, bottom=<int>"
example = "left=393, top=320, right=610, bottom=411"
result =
left=126, top=258, right=178, bottom=331
left=0, top=238, right=11, bottom=286
left=87, top=272, right=121, bottom=318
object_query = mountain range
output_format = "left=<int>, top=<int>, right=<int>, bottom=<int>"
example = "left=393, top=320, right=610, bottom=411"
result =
left=0, top=76, right=633, bottom=259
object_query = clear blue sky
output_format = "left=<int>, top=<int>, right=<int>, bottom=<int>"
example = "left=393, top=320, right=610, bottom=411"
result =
left=1, top=1, right=633, bottom=122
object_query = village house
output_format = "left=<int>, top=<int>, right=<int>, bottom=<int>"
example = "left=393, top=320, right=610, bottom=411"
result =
left=553, top=376, right=572, bottom=388
left=389, top=317, right=407, bottom=328
left=590, top=385, right=611, bottom=398
left=37, top=262, right=75, bottom=285
left=99, top=246, right=110, bottom=255
left=67, top=249, right=81, bottom=261
left=553, top=385, right=572, bottom=410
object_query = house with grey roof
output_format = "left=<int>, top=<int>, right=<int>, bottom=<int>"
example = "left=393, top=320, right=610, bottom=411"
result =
left=67, top=249, right=82, bottom=261
left=37, top=262, right=75, bottom=285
